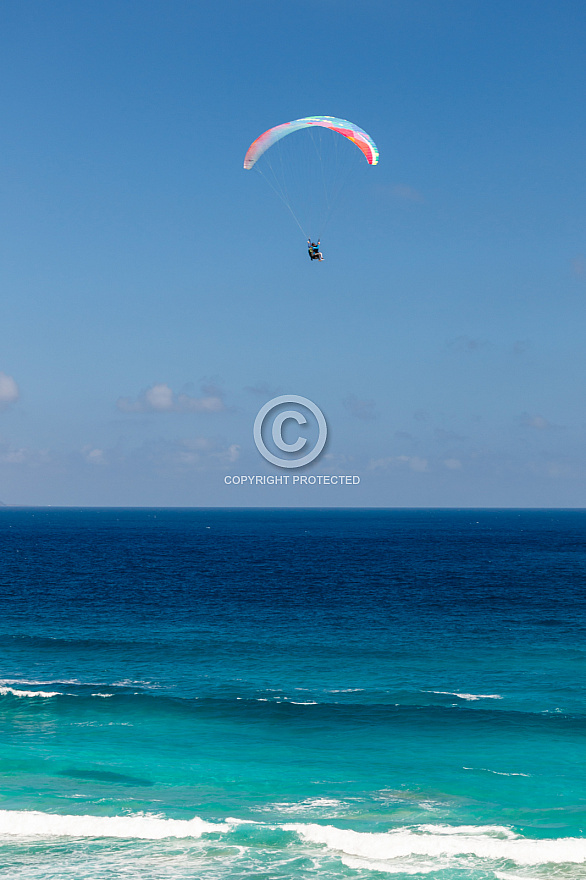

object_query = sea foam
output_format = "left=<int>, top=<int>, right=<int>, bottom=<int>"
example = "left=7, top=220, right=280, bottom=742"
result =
left=0, top=686, right=62, bottom=698
left=285, top=823, right=586, bottom=866
left=428, top=691, right=503, bottom=701
left=0, top=810, right=230, bottom=839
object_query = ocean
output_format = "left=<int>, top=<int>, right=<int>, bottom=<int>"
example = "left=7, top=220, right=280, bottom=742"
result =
left=0, top=507, right=585, bottom=879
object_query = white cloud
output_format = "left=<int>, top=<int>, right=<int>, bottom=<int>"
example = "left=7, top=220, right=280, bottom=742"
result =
left=82, top=446, right=106, bottom=465
left=444, top=458, right=462, bottom=470
left=77, top=436, right=239, bottom=472
left=224, top=444, right=240, bottom=464
left=343, top=394, right=378, bottom=421
left=521, top=413, right=552, bottom=430
left=435, top=428, right=467, bottom=442
left=132, top=435, right=240, bottom=471
left=245, top=382, right=281, bottom=398
left=391, top=183, right=425, bottom=203
left=447, top=336, right=489, bottom=353
left=320, top=452, right=356, bottom=472
left=0, top=440, right=48, bottom=465
left=0, top=373, right=19, bottom=410
left=117, top=382, right=225, bottom=414
left=571, top=255, right=585, bottom=279
left=144, top=383, right=174, bottom=411
left=370, top=454, right=429, bottom=472
left=0, top=448, right=26, bottom=464
left=403, top=455, right=429, bottom=472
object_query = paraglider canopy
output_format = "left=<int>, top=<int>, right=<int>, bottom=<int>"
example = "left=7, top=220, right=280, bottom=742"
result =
left=244, top=116, right=379, bottom=170
left=244, top=115, right=379, bottom=244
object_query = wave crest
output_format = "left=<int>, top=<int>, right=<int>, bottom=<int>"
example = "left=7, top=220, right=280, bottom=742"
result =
left=0, top=810, right=230, bottom=840
left=0, top=687, right=62, bottom=698
left=285, top=822, right=586, bottom=867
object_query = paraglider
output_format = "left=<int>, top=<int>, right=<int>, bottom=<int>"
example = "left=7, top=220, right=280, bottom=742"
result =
left=244, top=116, right=378, bottom=259
left=308, top=240, right=323, bottom=261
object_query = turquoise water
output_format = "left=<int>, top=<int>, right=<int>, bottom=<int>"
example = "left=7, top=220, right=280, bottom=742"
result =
left=0, top=508, right=585, bottom=878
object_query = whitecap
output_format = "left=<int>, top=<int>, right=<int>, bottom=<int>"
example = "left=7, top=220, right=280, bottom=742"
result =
left=341, top=854, right=436, bottom=874
left=428, top=691, right=503, bottom=701
left=463, top=767, right=531, bottom=777
left=495, top=873, right=542, bottom=880
left=284, top=822, right=586, bottom=866
left=0, top=687, right=62, bottom=698
left=328, top=688, right=365, bottom=693
left=0, top=678, right=81, bottom=686
left=0, top=810, right=231, bottom=840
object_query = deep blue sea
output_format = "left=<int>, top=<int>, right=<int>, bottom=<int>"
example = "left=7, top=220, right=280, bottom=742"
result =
left=1, top=508, right=585, bottom=879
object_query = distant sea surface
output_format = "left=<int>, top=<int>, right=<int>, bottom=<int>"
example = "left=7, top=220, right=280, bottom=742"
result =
left=1, top=507, right=585, bottom=879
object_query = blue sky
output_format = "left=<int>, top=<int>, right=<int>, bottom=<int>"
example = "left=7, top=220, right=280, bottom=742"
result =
left=0, top=0, right=585, bottom=506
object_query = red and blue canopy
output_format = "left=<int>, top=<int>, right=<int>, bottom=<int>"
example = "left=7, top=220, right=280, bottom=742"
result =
left=244, top=116, right=379, bottom=169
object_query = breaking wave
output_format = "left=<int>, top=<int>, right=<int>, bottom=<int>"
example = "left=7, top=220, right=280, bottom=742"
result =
left=285, top=822, right=586, bottom=867
left=0, top=810, right=230, bottom=839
